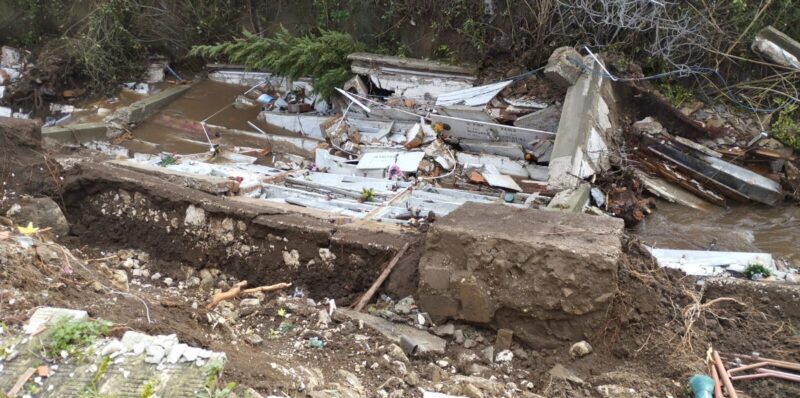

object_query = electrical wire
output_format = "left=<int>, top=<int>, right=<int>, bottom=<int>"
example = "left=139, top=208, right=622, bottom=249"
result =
left=568, top=48, right=799, bottom=114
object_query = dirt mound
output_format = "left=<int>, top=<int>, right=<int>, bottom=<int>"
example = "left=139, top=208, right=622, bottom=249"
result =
left=0, top=117, right=62, bottom=202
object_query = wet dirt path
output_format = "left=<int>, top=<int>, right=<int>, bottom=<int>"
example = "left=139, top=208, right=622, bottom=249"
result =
left=633, top=201, right=800, bottom=264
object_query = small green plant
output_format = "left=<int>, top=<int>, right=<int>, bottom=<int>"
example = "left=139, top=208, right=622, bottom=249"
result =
left=46, top=318, right=111, bottom=359
left=743, top=262, right=772, bottom=279
left=772, top=102, right=800, bottom=150
left=203, top=359, right=235, bottom=397
left=360, top=187, right=375, bottom=202
left=78, top=355, right=112, bottom=398
left=433, top=45, right=457, bottom=65
left=659, top=82, right=695, bottom=107
left=158, top=153, right=177, bottom=167
left=139, top=377, right=157, bottom=398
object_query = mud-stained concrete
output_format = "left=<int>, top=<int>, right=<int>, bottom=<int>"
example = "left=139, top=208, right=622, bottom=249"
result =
left=62, top=162, right=422, bottom=301
left=418, top=202, right=624, bottom=348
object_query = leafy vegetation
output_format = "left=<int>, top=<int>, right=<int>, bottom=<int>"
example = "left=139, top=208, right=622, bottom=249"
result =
left=139, top=378, right=157, bottom=398
left=55, top=0, right=144, bottom=94
left=743, top=262, right=772, bottom=279
left=46, top=318, right=110, bottom=359
left=659, top=82, right=696, bottom=108
left=772, top=102, right=800, bottom=150
left=359, top=187, right=375, bottom=202
left=190, top=28, right=364, bottom=99
left=78, top=355, right=112, bottom=398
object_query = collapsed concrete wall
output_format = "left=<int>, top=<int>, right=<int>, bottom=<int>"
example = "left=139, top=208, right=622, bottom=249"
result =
left=62, top=162, right=422, bottom=301
left=417, top=202, right=624, bottom=348
left=547, top=56, right=619, bottom=191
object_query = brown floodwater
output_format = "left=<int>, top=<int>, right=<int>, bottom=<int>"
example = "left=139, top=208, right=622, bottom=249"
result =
left=122, top=81, right=800, bottom=265
left=633, top=201, right=800, bottom=264
left=127, top=80, right=282, bottom=154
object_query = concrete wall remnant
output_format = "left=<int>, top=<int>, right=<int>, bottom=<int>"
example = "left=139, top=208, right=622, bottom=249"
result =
left=417, top=202, right=624, bottom=348
left=548, top=56, right=619, bottom=192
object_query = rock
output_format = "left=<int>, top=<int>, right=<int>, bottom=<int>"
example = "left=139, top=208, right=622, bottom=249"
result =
left=464, top=339, right=477, bottom=349
left=163, top=277, right=173, bottom=286
left=434, top=323, right=455, bottom=337
left=481, top=346, right=494, bottom=363
left=393, top=296, right=415, bottom=315
left=144, top=345, right=166, bottom=364
left=392, top=360, right=408, bottom=376
left=377, top=376, right=403, bottom=391
left=548, top=364, right=584, bottom=384
left=318, top=248, right=336, bottom=268
left=92, top=281, right=104, bottom=293
left=467, top=363, right=491, bottom=376
left=454, top=329, right=464, bottom=344
left=35, top=245, right=61, bottom=265
left=7, top=197, right=69, bottom=237
left=513, top=348, right=528, bottom=360
left=199, top=269, right=215, bottom=289
left=283, top=249, right=300, bottom=268
left=463, top=384, right=484, bottom=398
left=436, top=359, right=450, bottom=368
left=495, top=350, right=513, bottom=362
left=403, top=371, right=420, bottom=386
left=597, top=384, right=639, bottom=398
left=244, top=333, right=264, bottom=345
left=387, top=343, right=409, bottom=363
left=494, top=329, right=513, bottom=350
left=185, top=276, right=200, bottom=288
left=456, top=351, right=479, bottom=372
left=184, top=205, right=206, bottom=226
left=239, top=298, right=261, bottom=316
left=317, top=309, right=331, bottom=327
left=111, top=270, right=129, bottom=291
left=632, top=117, right=664, bottom=136
left=430, top=365, right=447, bottom=383
left=151, top=272, right=162, bottom=280
left=544, top=47, right=584, bottom=88
left=569, top=341, right=592, bottom=358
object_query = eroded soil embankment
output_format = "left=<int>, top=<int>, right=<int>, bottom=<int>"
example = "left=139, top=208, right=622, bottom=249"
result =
left=61, top=162, right=423, bottom=302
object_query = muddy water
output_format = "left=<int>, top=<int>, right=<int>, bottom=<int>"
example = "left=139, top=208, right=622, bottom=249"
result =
left=128, top=80, right=284, bottom=154
left=633, top=202, right=800, bottom=264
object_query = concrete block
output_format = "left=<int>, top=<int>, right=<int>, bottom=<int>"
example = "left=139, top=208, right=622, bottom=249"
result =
left=417, top=202, right=624, bottom=347
left=127, top=84, right=192, bottom=124
left=42, top=122, right=107, bottom=146
left=418, top=294, right=459, bottom=319
left=421, top=266, right=451, bottom=291
left=547, top=184, right=590, bottom=213
left=495, top=329, right=513, bottom=350
left=544, top=47, right=584, bottom=88
left=548, top=55, right=615, bottom=191
left=514, top=104, right=562, bottom=132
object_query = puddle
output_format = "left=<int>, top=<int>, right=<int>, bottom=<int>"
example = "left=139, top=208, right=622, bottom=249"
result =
left=633, top=201, right=800, bottom=264
left=126, top=80, right=286, bottom=154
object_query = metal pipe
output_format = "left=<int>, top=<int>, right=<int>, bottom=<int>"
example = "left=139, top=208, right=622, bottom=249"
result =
left=713, top=351, right=739, bottom=398
left=756, top=368, right=800, bottom=383
left=728, top=361, right=770, bottom=374
left=709, top=361, right=724, bottom=398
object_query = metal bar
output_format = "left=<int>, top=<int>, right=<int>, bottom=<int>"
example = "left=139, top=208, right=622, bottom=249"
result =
left=728, top=361, right=770, bottom=374
left=713, top=351, right=739, bottom=398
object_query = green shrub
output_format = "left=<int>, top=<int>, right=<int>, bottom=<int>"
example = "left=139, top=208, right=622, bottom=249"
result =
left=190, top=28, right=364, bottom=99
left=743, top=262, right=772, bottom=279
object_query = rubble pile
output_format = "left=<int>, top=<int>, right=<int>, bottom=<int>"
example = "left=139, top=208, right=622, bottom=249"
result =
left=2, top=35, right=800, bottom=397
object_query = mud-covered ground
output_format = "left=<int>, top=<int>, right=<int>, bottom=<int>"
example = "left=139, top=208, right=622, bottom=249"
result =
left=1, top=220, right=799, bottom=398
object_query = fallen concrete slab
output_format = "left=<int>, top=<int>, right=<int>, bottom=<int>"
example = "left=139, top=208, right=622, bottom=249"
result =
left=548, top=57, right=616, bottom=190
left=108, top=159, right=240, bottom=195
left=42, top=122, right=107, bottom=146
left=348, top=52, right=476, bottom=98
left=417, top=202, right=624, bottom=347
left=430, top=114, right=554, bottom=146
left=335, top=309, right=446, bottom=355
